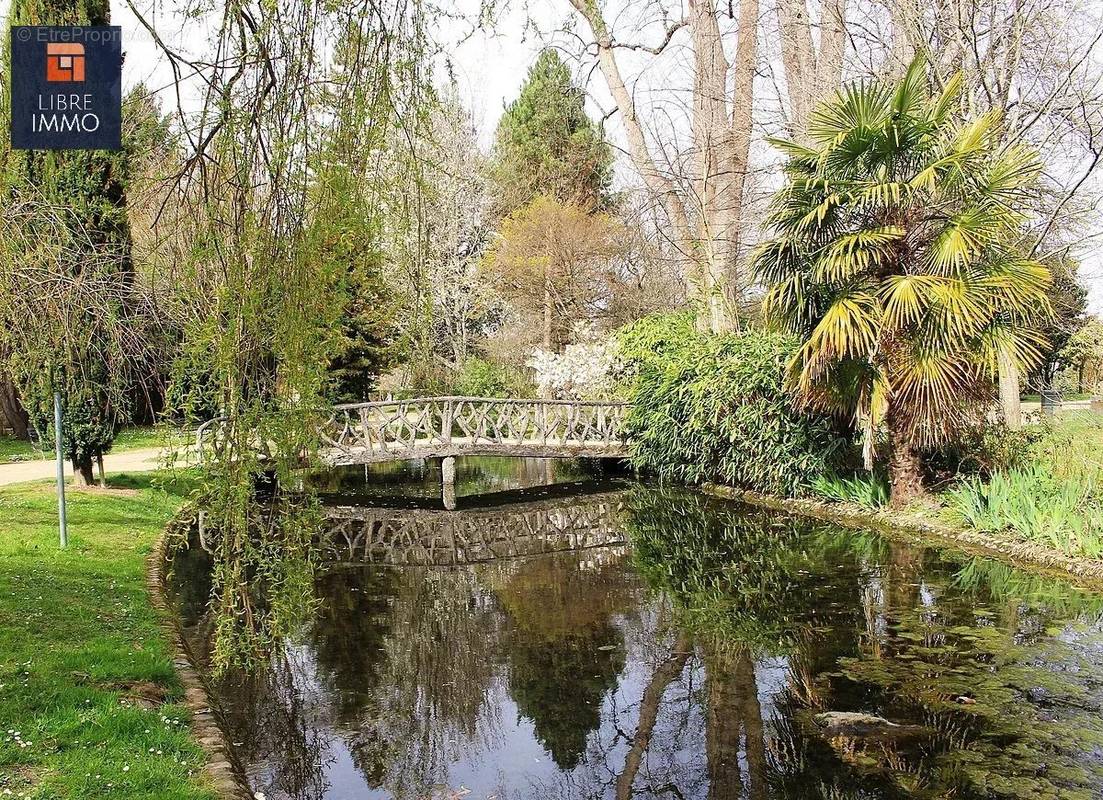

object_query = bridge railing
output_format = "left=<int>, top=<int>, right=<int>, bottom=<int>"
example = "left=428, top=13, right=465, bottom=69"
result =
left=196, top=396, right=629, bottom=464
left=320, top=396, right=628, bottom=459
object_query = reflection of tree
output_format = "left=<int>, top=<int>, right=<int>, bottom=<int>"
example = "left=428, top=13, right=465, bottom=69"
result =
left=701, top=643, right=768, bottom=800
left=344, top=567, right=504, bottom=795
left=491, top=550, right=636, bottom=769
left=309, top=568, right=396, bottom=728
left=509, top=625, right=623, bottom=768
left=614, top=631, right=693, bottom=800
left=627, top=488, right=820, bottom=799
left=214, top=648, right=332, bottom=800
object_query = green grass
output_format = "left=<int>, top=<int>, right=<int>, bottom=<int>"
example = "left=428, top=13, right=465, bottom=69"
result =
left=0, top=426, right=188, bottom=465
left=0, top=473, right=215, bottom=800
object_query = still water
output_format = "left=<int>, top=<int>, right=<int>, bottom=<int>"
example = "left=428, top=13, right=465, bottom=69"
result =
left=169, top=457, right=1103, bottom=800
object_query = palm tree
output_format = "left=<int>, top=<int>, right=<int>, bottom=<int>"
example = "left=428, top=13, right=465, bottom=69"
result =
left=753, top=58, right=1052, bottom=507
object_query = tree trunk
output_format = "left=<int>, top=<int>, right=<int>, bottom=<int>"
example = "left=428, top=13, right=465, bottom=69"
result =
left=96, top=451, right=106, bottom=488
left=720, top=0, right=758, bottom=332
left=888, top=414, right=924, bottom=508
left=567, top=0, right=742, bottom=334
left=72, top=455, right=95, bottom=487
left=0, top=377, right=29, bottom=439
left=998, top=349, right=1022, bottom=429
left=543, top=268, right=554, bottom=351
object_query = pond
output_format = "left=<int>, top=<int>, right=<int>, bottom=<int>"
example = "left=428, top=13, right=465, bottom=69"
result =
left=168, top=457, right=1103, bottom=800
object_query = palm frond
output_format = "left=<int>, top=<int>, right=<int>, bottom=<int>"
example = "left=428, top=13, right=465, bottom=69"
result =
left=806, top=81, right=893, bottom=146
left=813, top=226, right=903, bottom=283
left=929, top=71, right=964, bottom=125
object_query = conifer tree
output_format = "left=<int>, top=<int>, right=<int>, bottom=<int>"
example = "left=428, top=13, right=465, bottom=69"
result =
left=491, top=49, right=613, bottom=214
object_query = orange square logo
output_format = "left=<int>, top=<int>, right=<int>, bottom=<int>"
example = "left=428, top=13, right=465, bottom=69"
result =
left=46, top=43, right=84, bottom=82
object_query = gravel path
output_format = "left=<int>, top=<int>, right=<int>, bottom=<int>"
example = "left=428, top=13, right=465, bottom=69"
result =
left=0, top=447, right=166, bottom=486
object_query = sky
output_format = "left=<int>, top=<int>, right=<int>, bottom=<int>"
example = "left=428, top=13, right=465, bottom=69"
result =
left=107, top=0, right=556, bottom=146
left=5, top=0, right=1103, bottom=312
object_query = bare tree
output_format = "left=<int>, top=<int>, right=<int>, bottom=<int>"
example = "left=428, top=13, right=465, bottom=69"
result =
left=776, top=0, right=848, bottom=135
left=563, top=0, right=761, bottom=333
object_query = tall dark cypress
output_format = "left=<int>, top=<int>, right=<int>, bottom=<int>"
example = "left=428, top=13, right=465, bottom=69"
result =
left=1, top=0, right=134, bottom=484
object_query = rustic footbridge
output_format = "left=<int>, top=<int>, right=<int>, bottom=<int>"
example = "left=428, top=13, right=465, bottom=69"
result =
left=197, top=396, right=629, bottom=466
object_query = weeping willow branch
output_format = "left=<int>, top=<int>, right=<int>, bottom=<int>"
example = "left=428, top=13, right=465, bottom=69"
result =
left=134, top=0, right=435, bottom=670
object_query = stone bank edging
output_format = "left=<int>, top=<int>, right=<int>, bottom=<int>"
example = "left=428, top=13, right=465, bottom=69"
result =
left=700, top=482, right=1103, bottom=590
left=147, top=511, right=253, bottom=800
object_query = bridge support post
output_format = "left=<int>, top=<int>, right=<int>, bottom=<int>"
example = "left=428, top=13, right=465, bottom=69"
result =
left=441, top=456, right=456, bottom=510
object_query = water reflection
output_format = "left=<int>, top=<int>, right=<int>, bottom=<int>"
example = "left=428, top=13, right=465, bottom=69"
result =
left=169, top=458, right=1103, bottom=799
left=310, top=456, right=606, bottom=506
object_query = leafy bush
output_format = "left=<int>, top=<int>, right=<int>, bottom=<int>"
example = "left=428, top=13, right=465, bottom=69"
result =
left=616, top=310, right=700, bottom=382
left=451, top=357, right=533, bottom=398
left=623, top=323, right=843, bottom=497
left=812, top=470, right=890, bottom=509
left=923, top=422, right=1043, bottom=480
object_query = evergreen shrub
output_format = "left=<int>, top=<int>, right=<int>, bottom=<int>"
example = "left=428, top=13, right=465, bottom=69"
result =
left=618, top=314, right=843, bottom=497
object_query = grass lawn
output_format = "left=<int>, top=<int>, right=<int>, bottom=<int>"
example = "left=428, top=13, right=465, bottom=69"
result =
left=0, top=473, right=215, bottom=800
left=0, top=427, right=189, bottom=465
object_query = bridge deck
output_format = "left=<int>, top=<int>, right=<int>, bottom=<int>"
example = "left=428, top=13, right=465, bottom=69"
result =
left=320, top=436, right=626, bottom=464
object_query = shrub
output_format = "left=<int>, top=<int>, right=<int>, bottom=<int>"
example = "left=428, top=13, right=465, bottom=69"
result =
left=624, top=324, right=843, bottom=497
left=526, top=339, right=620, bottom=400
left=616, top=310, right=700, bottom=382
left=923, top=422, right=1043, bottom=480
left=451, top=357, right=533, bottom=398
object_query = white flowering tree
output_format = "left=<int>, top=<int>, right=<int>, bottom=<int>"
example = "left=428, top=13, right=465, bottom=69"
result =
left=526, top=324, right=623, bottom=400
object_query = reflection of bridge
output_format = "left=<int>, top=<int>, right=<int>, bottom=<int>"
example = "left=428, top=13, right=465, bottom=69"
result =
left=322, top=490, right=627, bottom=568
left=198, top=397, right=629, bottom=467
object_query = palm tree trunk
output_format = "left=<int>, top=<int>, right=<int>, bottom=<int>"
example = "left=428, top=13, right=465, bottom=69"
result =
left=888, top=414, right=923, bottom=508
left=998, top=350, right=1021, bottom=429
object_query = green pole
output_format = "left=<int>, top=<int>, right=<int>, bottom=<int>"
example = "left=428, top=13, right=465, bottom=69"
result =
left=54, top=392, right=67, bottom=549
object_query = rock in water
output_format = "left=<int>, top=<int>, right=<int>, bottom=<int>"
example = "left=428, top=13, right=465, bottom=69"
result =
left=813, top=711, right=929, bottom=739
